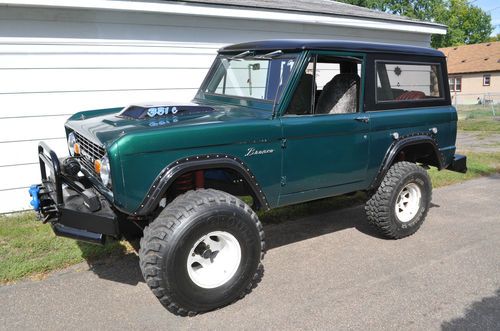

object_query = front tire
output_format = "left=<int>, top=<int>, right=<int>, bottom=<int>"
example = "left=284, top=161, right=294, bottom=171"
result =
left=365, top=161, right=432, bottom=239
left=139, top=189, right=265, bottom=316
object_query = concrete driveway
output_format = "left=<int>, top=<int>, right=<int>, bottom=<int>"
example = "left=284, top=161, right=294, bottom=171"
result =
left=1, top=176, right=499, bottom=330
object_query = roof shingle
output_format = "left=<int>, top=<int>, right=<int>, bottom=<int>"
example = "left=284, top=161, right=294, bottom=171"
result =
left=166, top=0, right=445, bottom=27
left=439, top=42, right=500, bottom=74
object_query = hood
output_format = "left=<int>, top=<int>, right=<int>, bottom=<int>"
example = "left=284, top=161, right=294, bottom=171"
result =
left=65, top=100, right=272, bottom=147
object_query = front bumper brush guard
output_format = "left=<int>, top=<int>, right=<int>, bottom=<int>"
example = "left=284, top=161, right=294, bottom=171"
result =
left=33, top=142, right=118, bottom=245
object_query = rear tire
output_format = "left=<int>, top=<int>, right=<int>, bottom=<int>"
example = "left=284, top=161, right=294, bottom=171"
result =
left=139, top=189, right=265, bottom=316
left=365, top=161, right=432, bottom=239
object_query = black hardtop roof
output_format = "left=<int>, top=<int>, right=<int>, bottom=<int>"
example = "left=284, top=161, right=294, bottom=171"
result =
left=219, top=39, right=444, bottom=57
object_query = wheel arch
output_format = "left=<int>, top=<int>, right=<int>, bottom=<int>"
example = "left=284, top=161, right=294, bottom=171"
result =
left=369, top=133, right=444, bottom=190
left=133, top=154, right=270, bottom=216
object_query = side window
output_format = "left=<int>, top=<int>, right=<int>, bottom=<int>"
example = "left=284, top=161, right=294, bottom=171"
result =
left=376, top=62, right=443, bottom=102
left=286, top=55, right=362, bottom=115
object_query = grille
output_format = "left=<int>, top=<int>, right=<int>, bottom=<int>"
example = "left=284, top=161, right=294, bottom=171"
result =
left=74, top=131, right=105, bottom=177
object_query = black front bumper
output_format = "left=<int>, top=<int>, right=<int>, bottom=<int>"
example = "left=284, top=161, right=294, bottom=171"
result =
left=31, top=142, right=119, bottom=245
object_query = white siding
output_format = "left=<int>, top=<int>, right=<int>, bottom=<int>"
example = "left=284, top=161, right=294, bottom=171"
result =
left=0, top=5, right=431, bottom=213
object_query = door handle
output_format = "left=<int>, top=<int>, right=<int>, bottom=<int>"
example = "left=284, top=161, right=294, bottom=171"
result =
left=355, top=116, right=369, bottom=123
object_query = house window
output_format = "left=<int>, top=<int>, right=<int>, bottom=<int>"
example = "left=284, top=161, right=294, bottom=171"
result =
left=449, top=76, right=461, bottom=92
left=483, top=74, right=491, bottom=86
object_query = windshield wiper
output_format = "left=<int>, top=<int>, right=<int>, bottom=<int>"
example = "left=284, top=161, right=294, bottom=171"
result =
left=229, top=50, right=253, bottom=60
left=255, top=50, right=283, bottom=59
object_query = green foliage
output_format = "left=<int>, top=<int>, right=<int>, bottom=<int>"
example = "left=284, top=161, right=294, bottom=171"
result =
left=487, top=33, right=500, bottom=42
left=336, top=0, right=493, bottom=48
left=431, top=0, right=493, bottom=48
left=337, top=0, right=384, bottom=8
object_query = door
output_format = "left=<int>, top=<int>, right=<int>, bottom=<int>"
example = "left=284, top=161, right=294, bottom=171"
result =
left=279, top=52, right=369, bottom=206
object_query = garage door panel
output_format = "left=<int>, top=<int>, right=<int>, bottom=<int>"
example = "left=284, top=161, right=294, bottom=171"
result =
left=0, top=117, right=66, bottom=142
left=0, top=68, right=207, bottom=93
left=0, top=89, right=199, bottom=117
left=0, top=163, right=41, bottom=190
left=0, top=53, right=213, bottom=69
left=0, top=138, right=68, bottom=166
left=0, top=187, right=34, bottom=213
left=0, top=43, right=219, bottom=55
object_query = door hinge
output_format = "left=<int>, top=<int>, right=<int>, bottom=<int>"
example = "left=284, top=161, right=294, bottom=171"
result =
left=280, top=176, right=287, bottom=186
left=281, top=138, right=287, bottom=149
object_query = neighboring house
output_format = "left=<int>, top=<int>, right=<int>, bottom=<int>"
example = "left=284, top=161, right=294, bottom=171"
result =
left=439, top=42, right=500, bottom=105
left=0, top=0, right=447, bottom=213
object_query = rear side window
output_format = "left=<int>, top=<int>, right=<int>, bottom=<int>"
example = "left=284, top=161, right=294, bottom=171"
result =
left=376, top=62, right=443, bottom=103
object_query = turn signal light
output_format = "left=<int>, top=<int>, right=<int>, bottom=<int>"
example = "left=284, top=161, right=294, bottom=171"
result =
left=74, top=143, right=81, bottom=155
left=94, top=159, right=101, bottom=174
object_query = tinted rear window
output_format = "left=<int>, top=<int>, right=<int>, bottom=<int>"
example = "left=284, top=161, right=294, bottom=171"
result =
left=376, top=62, right=443, bottom=103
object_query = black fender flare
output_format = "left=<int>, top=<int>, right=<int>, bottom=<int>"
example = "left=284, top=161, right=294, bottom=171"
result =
left=133, top=154, right=270, bottom=216
left=369, top=133, right=444, bottom=190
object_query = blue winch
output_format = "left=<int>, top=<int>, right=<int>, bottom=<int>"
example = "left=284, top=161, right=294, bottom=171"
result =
left=28, top=184, right=41, bottom=211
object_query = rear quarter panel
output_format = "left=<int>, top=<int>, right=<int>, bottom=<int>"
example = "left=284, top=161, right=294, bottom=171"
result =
left=366, top=106, right=457, bottom=184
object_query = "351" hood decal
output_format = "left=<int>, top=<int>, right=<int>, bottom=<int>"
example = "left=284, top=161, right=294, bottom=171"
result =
left=118, top=103, right=214, bottom=119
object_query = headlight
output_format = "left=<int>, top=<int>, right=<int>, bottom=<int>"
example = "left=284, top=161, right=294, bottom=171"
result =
left=94, top=155, right=111, bottom=187
left=67, top=132, right=78, bottom=156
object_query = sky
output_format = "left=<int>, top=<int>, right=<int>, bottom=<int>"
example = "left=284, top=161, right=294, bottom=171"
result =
left=473, top=0, right=500, bottom=36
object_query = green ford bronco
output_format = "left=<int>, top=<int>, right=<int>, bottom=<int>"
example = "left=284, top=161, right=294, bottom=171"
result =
left=29, top=40, right=466, bottom=315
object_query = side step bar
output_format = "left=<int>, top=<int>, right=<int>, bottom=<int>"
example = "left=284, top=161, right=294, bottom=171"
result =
left=52, top=223, right=105, bottom=245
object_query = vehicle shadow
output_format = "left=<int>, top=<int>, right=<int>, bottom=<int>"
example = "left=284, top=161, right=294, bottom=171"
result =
left=264, top=204, right=385, bottom=250
left=77, top=240, right=144, bottom=286
left=81, top=195, right=387, bottom=286
left=441, top=288, right=500, bottom=330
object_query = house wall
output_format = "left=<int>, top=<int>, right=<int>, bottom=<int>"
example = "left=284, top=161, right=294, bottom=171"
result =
left=0, top=5, right=433, bottom=213
left=449, top=72, right=500, bottom=105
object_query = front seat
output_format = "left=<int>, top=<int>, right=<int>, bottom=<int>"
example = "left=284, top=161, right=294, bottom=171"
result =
left=316, top=73, right=359, bottom=114
left=287, top=73, right=315, bottom=115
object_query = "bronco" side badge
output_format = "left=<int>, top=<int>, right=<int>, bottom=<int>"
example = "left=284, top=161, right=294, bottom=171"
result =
left=244, top=147, right=274, bottom=157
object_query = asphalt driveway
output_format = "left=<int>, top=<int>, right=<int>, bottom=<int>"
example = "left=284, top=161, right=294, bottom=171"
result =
left=1, top=175, right=499, bottom=330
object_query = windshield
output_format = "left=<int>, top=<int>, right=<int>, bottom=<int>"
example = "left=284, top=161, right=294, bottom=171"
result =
left=200, top=53, right=298, bottom=102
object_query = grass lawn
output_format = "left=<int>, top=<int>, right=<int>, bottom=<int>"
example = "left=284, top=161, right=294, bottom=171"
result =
left=0, top=213, right=133, bottom=284
left=429, top=152, right=500, bottom=187
left=456, top=105, right=500, bottom=132
left=2, top=115, right=500, bottom=284
left=458, top=119, right=500, bottom=132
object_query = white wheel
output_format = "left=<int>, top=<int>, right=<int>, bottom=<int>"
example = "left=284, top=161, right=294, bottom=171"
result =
left=366, top=162, right=431, bottom=239
left=395, top=182, right=422, bottom=223
left=187, top=231, right=242, bottom=289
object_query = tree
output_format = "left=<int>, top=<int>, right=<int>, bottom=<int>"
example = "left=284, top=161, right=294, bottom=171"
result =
left=487, top=33, right=500, bottom=42
left=336, top=0, right=493, bottom=48
left=431, top=0, right=493, bottom=47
